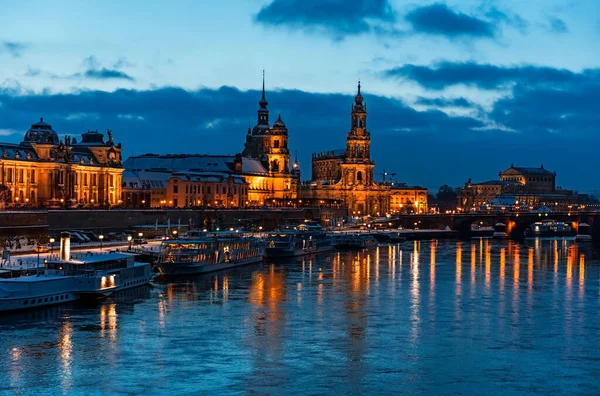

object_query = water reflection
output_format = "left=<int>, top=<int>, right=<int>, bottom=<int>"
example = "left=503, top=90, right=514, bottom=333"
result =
left=2, top=239, right=600, bottom=394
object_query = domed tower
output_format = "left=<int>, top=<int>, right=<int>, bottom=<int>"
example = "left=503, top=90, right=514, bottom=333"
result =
left=242, top=72, right=290, bottom=174
left=23, top=118, right=59, bottom=145
left=340, top=81, right=375, bottom=186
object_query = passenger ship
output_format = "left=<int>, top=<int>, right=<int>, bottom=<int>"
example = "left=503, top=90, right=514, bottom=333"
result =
left=155, top=232, right=265, bottom=275
left=331, top=233, right=378, bottom=249
left=0, top=245, right=153, bottom=313
left=265, top=222, right=333, bottom=258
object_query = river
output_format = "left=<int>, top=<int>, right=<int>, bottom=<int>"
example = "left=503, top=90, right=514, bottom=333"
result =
left=2, top=239, right=599, bottom=395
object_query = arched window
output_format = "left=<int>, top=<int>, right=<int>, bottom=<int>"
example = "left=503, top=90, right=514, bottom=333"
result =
left=357, top=171, right=363, bottom=184
left=357, top=118, right=362, bottom=128
left=356, top=145, right=361, bottom=157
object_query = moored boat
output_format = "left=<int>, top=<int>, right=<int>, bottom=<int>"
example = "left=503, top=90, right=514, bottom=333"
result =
left=155, top=233, right=265, bottom=275
left=0, top=233, right=153, bottom=312
left=332, top=233, right=378, bottom=249
left=265, top=222, right=332, bottom=258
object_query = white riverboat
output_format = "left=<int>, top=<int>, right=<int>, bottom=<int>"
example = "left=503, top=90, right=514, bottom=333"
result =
left=155, top=233, right=265, bottom=275
left=0, top=253, right=153, bottom=313
left=265, top=222, right=333, bottom=258
left=0, top=233, right=153, bottom=313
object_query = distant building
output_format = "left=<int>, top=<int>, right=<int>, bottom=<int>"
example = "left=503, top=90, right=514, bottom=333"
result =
left=301, top=82, right=394, bottom=216
left=460, top=164, right=583, bottom=211
left=0, top=118, right=123, bottom=208
left=390, top=185, right=428, bottom=214
left=123, top=75, right=300, bottom=208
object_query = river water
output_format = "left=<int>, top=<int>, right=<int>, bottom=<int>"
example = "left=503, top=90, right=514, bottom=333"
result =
left=2, top=239, right=600, bottom=395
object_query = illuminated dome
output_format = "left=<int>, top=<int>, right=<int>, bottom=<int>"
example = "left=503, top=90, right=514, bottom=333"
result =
left=23, top=118, right=59, bottom=145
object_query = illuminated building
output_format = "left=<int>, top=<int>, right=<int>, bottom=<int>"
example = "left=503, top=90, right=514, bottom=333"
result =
left=460, top=164, right=584, bottom=210
left=0, top=118, right=123, bottom=208
left=302, top=82, right=391, bottom=216
left=390, top=185, right=428, bottom=214
left=123, top=75, right=299, bottom=207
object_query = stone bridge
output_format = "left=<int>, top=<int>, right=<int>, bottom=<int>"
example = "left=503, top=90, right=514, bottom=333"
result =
left=390, top=212, right=600, bottom=239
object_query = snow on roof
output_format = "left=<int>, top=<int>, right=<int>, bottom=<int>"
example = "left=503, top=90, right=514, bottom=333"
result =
left=241, top=158, right=267, bottom=173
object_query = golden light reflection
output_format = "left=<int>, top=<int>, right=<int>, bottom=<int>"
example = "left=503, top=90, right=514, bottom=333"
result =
left=514, top=249, right=520, bottom=285
left=58, top=320, right=73, bottom=392
left=430, top=240, right=436, bottom=296
left=485, top=242, right=491, bottom=290
left=471, top=243, right=476, bottom=285
left=528, top=248, right=534, bottom=294
left=158, top=299, right=167, bottom=330
left=410, top=242, right=420, bottom=343
left=223, top=275, right=229, bottom=302
left=455, top=242, right=462, bottom=292
left=579, top=253, right=585, bottom=298
left=566, top=245, right=574, bottom=291
left=100, top=303, right=118, bottom=341
left=553, top=240, right=559, bottom=277
left=500, top=247, right=506, bottom=292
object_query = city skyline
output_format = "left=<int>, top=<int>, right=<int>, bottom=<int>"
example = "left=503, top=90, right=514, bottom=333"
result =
left=0, top=0, right=598, bottom=191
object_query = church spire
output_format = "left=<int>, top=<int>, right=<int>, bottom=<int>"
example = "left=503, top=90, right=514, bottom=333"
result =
left=257, top=70, right=269, bottom=125
left=259, top=70, right=268, bottom=109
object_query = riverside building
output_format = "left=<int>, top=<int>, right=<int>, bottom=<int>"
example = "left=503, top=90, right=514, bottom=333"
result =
left=0, top=118, right=123, bottom=208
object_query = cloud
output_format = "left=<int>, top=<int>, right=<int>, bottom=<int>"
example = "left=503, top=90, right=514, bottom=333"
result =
left=483, top=6, right=528, bottom=33
left=383, top=61, right=584, bottom=90
left=490, top=71, right=600, bottom=136
left=82, top=68, right=135, bottom=81
left=73, top=55, right=135, bottom=81
left=548, top=17, right=568, bottom=33
left=415, top=97, right=475, bottom=108
left=405, top=3, right=494, bottom=38
left=0, top=77, right=597, bottom=189
left=0, top=128, right=17, bottom=136
left=113, top=57, right=134, bottom=69
left=1, top=41, right=27, bottom=57
left=254, top=0, right=396, bottom=39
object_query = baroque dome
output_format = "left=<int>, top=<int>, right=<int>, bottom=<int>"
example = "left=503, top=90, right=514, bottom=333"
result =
left=23, top=118, right=59, bottom=145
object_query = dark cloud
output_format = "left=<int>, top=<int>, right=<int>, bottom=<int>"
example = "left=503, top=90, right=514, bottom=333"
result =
left=82, top=68, right=135, bottom=81
left=548, top=17, right=568, bottom=33
left=72, top=56, right=135, bottom=81
left=254, top=0, right=395, bottom=39
left=415, top=97, right=474, bottom=108
left=483, top=6, right=528, bottom=33
left=405, top=3, right=494, bottom=38
left=1, top=41, right=27, bottom=57
left=1, top=78, right=598, bottom=189
left=490, top=71, right=600, bottom=136
left=0, top=84, right=486, bottom=186
left=383, top=61, right=583, bottom=90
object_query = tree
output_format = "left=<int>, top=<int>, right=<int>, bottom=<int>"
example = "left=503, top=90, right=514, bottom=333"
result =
left=0, top=185, right=9, bottom=210
left=434, top=185, right=460, bottom=212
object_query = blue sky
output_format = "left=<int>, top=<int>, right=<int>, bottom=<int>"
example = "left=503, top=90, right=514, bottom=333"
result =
left=0, top=0, right=599, bottom=191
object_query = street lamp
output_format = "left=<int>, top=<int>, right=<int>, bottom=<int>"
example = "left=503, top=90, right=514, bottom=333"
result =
left=138, top=232, right=143, bottom=245
left=172, top=230, right=178, bottom=238
left=127, top=235, right=132, bottom=250
left=49, top=237, right=55, bottom=257
left=99, top=234, right=104, bottom=251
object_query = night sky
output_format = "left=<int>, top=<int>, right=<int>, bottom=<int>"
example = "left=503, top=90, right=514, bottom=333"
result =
left=0, top=0, right=598, bottom=192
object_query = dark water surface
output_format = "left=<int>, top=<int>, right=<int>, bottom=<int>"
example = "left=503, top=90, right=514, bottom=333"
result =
left=2, top=239, right=600, bottom=395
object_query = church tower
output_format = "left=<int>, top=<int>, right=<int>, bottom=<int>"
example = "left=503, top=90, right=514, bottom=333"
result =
left=340, top=81, right=375, bottom=186
left=242, top=72, right=290, bottom=174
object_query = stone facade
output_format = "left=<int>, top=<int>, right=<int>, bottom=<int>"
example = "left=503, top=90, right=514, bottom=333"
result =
left=459, top=165, right=577, bottom=210
left=0, top=119, right=123, bottom=209
left=166, top=172, right=249, bottom=208
left=302, top=83, right=391, bottom=217
left=390, top=185, right=429, bottom=214
left=123, top=75, right=300, bottom=208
